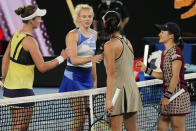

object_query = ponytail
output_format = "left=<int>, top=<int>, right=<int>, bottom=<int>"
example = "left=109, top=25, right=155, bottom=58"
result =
left=175, top=36, right=184, bottom=50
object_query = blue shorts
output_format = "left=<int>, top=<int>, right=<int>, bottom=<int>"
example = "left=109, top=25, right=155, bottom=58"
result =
left=59, top=66, right=93, bottom=92
left=3, top=88, right=35, bottom=108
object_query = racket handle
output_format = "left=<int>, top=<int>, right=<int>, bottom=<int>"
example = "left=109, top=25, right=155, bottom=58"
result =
left=112, top=88, right=121, bottom=105
left=144, top=44, right=149, bottom=66
left=169, top=89, right=185, bottom=102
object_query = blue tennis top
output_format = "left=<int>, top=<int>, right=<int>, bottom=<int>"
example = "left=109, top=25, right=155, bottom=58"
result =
left=67, top=28, right=96, bottom=68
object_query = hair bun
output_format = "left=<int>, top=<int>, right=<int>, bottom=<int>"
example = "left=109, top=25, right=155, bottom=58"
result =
left=103, top=11, right=121, bottom=35
left=15, top=6, right=25, bottom=16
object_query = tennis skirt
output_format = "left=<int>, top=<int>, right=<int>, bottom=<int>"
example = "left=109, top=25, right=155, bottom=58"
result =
left=3, top=88, right=35, bottom=108
left=161, top=86, right=190, bottom=116
left=59, top=66, right=93, bottom=92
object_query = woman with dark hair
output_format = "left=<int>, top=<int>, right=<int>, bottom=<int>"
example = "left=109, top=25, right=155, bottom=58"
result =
left=103, top=11, right=143, bottom=131
left=137, top=22, right=190, bottom=131
left=1, top=5, right=69, bottom=131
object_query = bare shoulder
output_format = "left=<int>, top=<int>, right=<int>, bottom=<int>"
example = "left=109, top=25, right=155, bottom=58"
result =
left=104, top=40, right=112, bottom=48
left=22, top=36, right=38, bottom=51
left=105, top=38, right=122, bottom=47
left=23, top=36, right=37, bottom=46
left=69, top=29, right=77, bottom=34
left=66, top=29, right=78, bottom=39
left=104, top=40, right=116, bottom=52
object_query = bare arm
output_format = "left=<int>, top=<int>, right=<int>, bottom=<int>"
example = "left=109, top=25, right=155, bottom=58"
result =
left=91, top=30, right=98, bottom=89
left=127, top=39, right=163, bottom=79
left=161, top=60, right=182, bottom=111
left=67, top=30, right=103, bottom=65
left=1, top=43, right=10, bottom=79
left=151, top=70, right=163, bottom=79
left=104, top=42, right=115, bottom=113
left=136, top=61, right=163, bottom=79
left=167, top=60, right=182, bottom=93
left=1, top=43, right=11, bottom=90
left=91, top=62, right=97, bottom=89
left=24, top=37, right=69, bottom=73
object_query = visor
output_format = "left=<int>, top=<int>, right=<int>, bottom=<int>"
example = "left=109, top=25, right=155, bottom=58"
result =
left=21, top=8, right=46, bottom=21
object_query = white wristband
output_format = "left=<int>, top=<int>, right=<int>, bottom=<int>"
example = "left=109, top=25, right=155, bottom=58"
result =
left=56, top=56, right=64, bottom=64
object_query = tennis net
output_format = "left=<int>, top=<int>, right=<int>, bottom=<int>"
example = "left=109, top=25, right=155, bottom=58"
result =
left=0, top=73, right=196, bottom=131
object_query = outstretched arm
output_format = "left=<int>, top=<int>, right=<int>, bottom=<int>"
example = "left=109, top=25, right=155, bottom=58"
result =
left=136, top=61, right=163, bottom=79
left=25, top=37, right=69, bottom=73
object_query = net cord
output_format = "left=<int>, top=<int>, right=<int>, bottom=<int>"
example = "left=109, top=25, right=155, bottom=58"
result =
left=0, top=87, right=106, bottom=105
left=0, top=73, right=195, bottom=106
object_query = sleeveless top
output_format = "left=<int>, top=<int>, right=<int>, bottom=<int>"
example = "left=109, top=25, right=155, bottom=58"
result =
left=66, top=28, right=96, bottom=68
left=104, top=36, right=142, bottom=115
left=4, top=31, right=35, bottom=89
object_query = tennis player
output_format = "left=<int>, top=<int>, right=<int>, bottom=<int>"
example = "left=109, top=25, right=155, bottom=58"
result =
left=58, top=4, right=103, bottom=131
left=1, top=5, right=69, bottom=131
left=137, top=22, right=190, bottom=131
left=103, top=11, right=143, bottom=131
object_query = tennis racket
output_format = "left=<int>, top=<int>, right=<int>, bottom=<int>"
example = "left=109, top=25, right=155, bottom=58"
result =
left=90, top=88, right=121, bottom=131
left=145, top=88, right=185, bottom=131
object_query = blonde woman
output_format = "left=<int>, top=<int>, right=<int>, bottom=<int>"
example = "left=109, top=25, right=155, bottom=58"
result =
left=58, top=4, right=103, bottom=130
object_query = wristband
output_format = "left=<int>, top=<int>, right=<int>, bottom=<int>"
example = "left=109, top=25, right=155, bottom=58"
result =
left=145, top=67, right=153, bottom=75
left=163, top=90, right=173, bottom=99
left=56, top=56, right=64, bottom=64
